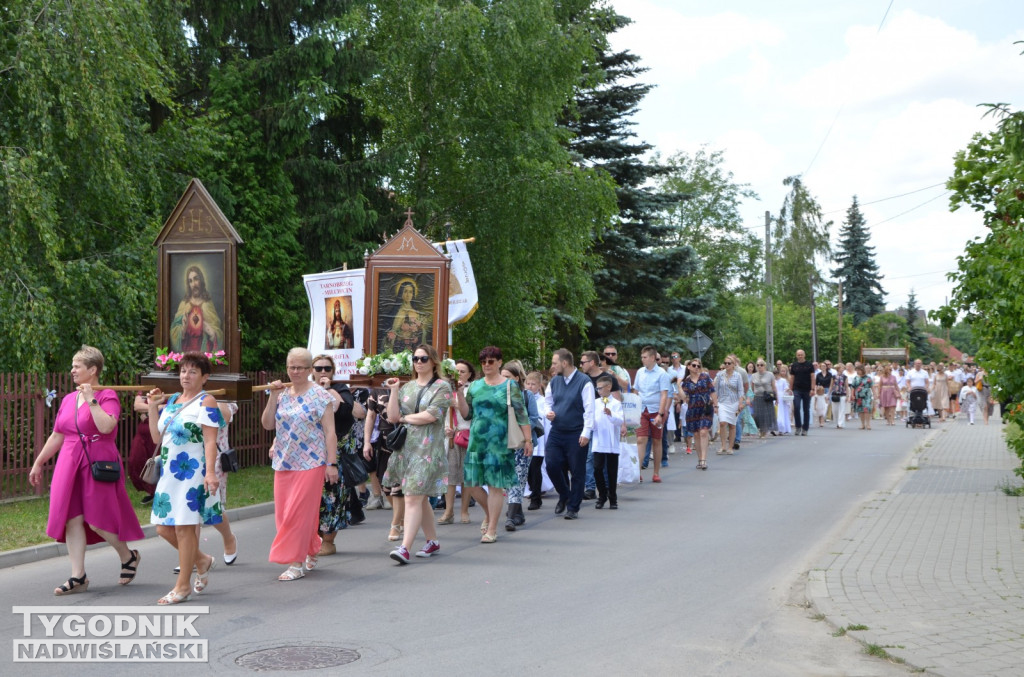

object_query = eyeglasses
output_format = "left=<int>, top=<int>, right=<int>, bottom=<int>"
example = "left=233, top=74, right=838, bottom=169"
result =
left=287, top=365, right=311, bottom=371
left=580, top=358, right=591, bottom=364
left=482, top=358, right=499, bottom=365
left=313, top=366, right=333, bottom=372
left=411, top=355, right=431, bottom=364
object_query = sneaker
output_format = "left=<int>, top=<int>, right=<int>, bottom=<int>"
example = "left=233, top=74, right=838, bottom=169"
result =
left=389, top=546, right=410, bottom=565
left=141, top=494, right=154, bottom=505
left=365, top=494, right=382, bottom=510
left=416, top=540, right=440, bottom=558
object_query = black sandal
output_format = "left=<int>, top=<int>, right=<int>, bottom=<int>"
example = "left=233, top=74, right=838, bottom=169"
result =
left=119, top=549, right=141, bottom=586
left=54, top=574, right=89, bottom=596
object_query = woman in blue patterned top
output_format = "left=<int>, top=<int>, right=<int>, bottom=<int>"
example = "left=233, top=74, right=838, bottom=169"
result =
left=146, top=352, right=223, bottom=605
left=678, top=358, right=717, bottom=471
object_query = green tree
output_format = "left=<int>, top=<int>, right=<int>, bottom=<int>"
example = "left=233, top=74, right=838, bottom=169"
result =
left=832, top=196, right=886, bottom=324
left=773, top=176, right=832, bottom=305
left=939, top=101, right=1024, bottom=476
left=858, top=312, right=908, bottom=348
left=363, top=0, right=617, bottom=361
left=563, top=11, right=707, bottom=355
left=0, top=0, right=205, bottom=372
left=181, top=0, right=395, bottom=369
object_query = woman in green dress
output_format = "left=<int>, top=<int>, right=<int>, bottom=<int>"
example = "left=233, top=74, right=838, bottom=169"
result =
left=383, top=344, right=452, bottom=564
left=455, top=346, right=532, bottom=543
left=851, top=365, right=874, bottom=431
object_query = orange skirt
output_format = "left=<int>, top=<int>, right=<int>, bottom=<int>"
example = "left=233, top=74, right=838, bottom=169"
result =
left=269, top=466, right=325, bottom=564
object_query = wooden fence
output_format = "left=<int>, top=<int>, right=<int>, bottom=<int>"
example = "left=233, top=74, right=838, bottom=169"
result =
left=0, top=371, right=284, bottom=500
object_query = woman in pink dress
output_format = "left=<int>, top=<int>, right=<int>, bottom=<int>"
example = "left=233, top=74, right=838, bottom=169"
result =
left=878, top=364, right=900, bottom=426
left=28, top=345, right=145, bottom=595
left=262, top=348, right=339, bottom=581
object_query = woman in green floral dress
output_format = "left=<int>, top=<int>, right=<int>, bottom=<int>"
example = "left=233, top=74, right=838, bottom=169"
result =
left=850, top=365, right=874, bottom=431
left=455, top=346, right=532, bottom=543
left=382, top=345, right=453, bottom=564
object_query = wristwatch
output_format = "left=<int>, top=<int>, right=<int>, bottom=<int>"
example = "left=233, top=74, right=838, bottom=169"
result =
left=90, top=398, right=99, bottom=406
left=328, top=463, right=339, bottom=468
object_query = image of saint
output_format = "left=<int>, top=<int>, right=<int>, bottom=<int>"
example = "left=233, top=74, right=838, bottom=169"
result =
left=326, top=299, right=354, bottom=350
left=383, top=277, right=430, bottom=353
left=170, top=265, right=224, bottom=353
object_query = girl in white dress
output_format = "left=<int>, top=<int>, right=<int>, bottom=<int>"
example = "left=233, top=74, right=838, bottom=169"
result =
left=775, top=365, right=793, bottom=435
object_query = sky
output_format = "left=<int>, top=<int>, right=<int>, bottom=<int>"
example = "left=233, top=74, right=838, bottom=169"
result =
left=608, top=0, right=1024, bottom=315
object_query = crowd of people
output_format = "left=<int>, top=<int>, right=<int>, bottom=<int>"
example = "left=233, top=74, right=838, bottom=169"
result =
left=28, top=343, right=993, bottom=603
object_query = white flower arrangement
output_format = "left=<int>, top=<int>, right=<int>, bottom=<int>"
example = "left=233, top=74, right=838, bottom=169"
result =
left=354, top=350, right=459, bottom=377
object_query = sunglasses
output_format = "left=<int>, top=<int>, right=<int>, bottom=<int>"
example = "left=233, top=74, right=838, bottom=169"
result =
left=689, top=363, right=701, bottom=368
left=604, top=352, right=616, bottom=357
left=757, top=363, right=765, bottom=367
left=724, top=361, right=732, bottom=365
left=313, top=365, right=333, bottom=372
left=482, top=358, right=500, bottom=365
left=411, top=355, right=431, bottom=364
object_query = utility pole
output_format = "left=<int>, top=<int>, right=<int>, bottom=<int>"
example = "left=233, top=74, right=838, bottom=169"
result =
left=765, top=211, right=774, bottom=366
left=837, top=280, right=843, bottom=363
left=810, top=278, right=818, bottom=363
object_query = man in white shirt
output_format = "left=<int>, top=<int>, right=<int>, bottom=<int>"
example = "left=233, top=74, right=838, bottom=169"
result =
left=906, top=359, right=931, bottom=391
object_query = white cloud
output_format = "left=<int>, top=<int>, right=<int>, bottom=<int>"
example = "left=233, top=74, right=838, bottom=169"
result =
left=794, top=9, right=1024, bottom=111
left=611, top=1, right=784, bottom=85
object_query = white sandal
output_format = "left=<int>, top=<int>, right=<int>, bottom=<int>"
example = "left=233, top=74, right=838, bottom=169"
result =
left=387, top=524, right=403, bottom=542
left=277, top=565, right=305, bottom=581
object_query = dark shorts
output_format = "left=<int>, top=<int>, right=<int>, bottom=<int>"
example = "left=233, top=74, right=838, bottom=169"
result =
left=637, top=410, right=664, bottom=440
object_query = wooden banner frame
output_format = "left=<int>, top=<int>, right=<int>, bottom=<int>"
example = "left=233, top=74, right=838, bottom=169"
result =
left=363, top=219, right=450, bottom=357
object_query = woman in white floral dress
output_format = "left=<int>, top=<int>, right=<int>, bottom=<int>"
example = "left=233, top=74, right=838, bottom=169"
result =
left=147, top=352, right=223, bottom=605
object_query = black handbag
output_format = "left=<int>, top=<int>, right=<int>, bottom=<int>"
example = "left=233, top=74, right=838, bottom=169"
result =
left=219, top=447, right=240, bottom=473
left=831, top=392, right=841, bottom=403
left=75, top=399, right=120, bottom=483
left=762, top=391, right=776, bottom=402
left=384, top=377, right=437, bottom=452
left=339, top=442, right=369, bottom=488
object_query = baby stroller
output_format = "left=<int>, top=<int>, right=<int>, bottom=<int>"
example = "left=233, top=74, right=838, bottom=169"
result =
left=906, top=387, right=931, bottom=428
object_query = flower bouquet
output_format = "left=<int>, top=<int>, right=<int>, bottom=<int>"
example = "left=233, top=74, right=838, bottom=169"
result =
left=354, top=350, right=459, bottom=379
left=156, top=347, right=227, bottom=371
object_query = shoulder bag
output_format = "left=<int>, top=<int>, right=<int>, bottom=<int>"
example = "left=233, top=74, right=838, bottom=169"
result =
left=506, top=380, right=526, bottom=449
left=338, top=436, right=368, bottom=488
left=75, top=397, right=120, bottom=483
left=386, top=377, right=438, bottom=451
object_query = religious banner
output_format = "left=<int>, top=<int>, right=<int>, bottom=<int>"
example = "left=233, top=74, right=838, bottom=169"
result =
left=445, top=239, right=478, bottom=326
left=304, top=269, right=366, bottom=377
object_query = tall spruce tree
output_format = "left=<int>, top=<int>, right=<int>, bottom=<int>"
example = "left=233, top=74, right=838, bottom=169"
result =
left=832, top=196, right=886, bottom=324
left=562, top=10, right=706, bottom=356
left=904, top=289, right=931, bottom=357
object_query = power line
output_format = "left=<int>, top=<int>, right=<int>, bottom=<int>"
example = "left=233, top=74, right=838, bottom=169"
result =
left=802, top=0, right=897, bottom=178
left=822, top=181, right=947, bottom=214
left=870, top=191, right=950, bottom=227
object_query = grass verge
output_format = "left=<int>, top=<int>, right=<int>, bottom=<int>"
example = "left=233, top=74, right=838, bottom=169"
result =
left=0, top=465, right=275, bottom=553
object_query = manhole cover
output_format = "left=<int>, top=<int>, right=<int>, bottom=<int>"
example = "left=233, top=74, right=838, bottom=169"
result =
left=235, top=646, right=360, bottom=671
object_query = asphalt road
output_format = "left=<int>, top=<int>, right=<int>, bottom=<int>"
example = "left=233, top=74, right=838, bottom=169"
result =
left=1, top=422, right=929, bottom=676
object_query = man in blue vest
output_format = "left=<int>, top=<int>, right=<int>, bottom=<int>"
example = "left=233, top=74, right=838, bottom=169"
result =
left=544, top=348, right=595, bottom=520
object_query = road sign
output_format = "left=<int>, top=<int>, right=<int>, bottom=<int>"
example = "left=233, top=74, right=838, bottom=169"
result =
left=685, top=330, right=712, bottom=359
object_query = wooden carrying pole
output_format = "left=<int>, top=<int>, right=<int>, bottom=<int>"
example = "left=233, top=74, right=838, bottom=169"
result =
left=96, top=385, right=227, bottom=396
left=251, top=382, right=293, bottom=391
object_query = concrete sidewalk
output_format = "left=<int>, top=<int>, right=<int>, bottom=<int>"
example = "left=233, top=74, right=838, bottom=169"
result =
left=808, top=415, right=1024, bottom=676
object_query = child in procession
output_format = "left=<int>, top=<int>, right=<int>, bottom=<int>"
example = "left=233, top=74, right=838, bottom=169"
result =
left=592, top=375, right=623, bottom=509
